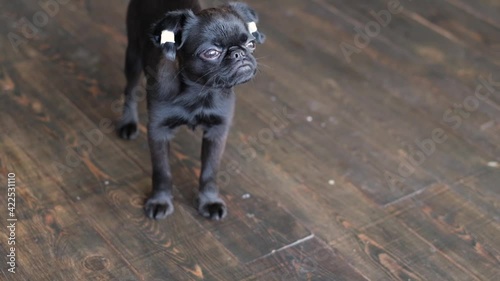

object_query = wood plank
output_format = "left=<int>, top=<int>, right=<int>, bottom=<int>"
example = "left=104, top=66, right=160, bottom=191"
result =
left=217, top=132, right=480, bottom=280
left=16, top=221, right=140, bottom=281
left=400, top=0, right=500, bottom=52
left=444, top=0, right=500, bottom=30
left=0, top=130, right=69, bottom=213
left=0, top=0, right=39, bottom=64
left=74, top=176, right=254, bottom=281
left=387, top=184, right=500, bottom=281
left=0, top=62, right=143, bottom=199
left=214, top=96, right=487, bottom=280
left=302, top=0, right=500, bottom=155
left=0, top=200, right=139, bottom=280
left=247, top=237, right=369, bottom=281
left=451, top=169, right=500, bottom=222
left=248, top=0, right=495, bottom=204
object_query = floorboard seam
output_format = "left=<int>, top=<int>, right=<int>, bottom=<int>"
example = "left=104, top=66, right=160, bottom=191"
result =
left=247, top=233, right=315, bottom=264
left=382, top=185, right=432, bottom=208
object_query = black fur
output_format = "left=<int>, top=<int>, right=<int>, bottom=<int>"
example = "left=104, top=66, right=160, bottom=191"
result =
left=117, top=0, right=264, bottom=220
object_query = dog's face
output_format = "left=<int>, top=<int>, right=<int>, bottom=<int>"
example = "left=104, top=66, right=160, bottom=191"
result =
left=180, top=10, right=260, bottom=88
left=152, top=2, right=265, bottom=88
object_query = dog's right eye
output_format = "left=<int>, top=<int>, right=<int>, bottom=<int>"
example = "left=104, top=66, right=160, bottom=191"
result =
left=201, top=49, right=221, bottom=60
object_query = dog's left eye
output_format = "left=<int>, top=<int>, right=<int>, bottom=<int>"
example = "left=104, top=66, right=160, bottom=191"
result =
left=201, top=49, right=221, bottom=60
left=246, top=40, right=256, bottom=49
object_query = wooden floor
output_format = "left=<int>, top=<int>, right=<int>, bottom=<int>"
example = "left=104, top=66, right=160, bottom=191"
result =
left=1, top=0, right=499, bottom=280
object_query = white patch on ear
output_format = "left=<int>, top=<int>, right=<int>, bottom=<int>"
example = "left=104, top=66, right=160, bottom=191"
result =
left=160, top=30, right=175, bottom=44
left=247, top=22, right=258, bottom=34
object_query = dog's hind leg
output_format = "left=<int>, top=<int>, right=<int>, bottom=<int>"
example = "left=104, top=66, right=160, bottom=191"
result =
left=118, top=41, right=143, bottom=140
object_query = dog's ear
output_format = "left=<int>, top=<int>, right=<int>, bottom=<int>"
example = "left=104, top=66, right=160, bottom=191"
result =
left=151, top=10, right=196, bottom=61
left=228, top=2, right=265, bottom=44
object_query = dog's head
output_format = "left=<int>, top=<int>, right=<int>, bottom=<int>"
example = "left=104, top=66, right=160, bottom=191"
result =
left=151, top=2, right=265, bottom=88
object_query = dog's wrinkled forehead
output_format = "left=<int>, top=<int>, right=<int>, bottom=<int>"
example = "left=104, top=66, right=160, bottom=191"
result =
left=192, top=9, right=251, bottom=45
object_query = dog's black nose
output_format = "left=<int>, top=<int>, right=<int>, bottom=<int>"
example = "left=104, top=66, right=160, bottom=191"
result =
left=231, top=49, right=246, bottom=60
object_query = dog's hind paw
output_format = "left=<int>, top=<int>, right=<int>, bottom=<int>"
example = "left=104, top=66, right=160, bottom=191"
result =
left=145, top=192, right=174, bottom=219
left=197, top=194, right=227, bottom=221
left=118, top=122, right=139, bottom=140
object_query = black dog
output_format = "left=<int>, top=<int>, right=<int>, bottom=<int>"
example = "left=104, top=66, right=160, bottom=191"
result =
left=117, top=0, right=265, bottom=220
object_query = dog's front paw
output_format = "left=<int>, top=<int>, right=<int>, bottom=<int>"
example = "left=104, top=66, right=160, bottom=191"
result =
left=197, top=193, right=227, bottom=221
left=144, top=192, right=174, bottom=219
left=118, top=122, right=139, bottom=140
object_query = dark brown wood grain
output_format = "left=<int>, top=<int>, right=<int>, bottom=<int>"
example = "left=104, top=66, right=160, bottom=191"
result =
left=248, top=237, right=370, bottom=281
left=386, top=184, right=500, bottom=280
left=0, top=0, right=499, bottom=280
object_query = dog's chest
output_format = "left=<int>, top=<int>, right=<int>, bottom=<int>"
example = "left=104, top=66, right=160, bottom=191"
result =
left=187, top=105, right=224, bottom=129
left=167, top=91, right=228, bottom=129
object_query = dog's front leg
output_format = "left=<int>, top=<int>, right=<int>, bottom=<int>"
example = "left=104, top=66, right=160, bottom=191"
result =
left=144, top=127, right=175, bottom=219
left=198, top=124, right=229, bottom=220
